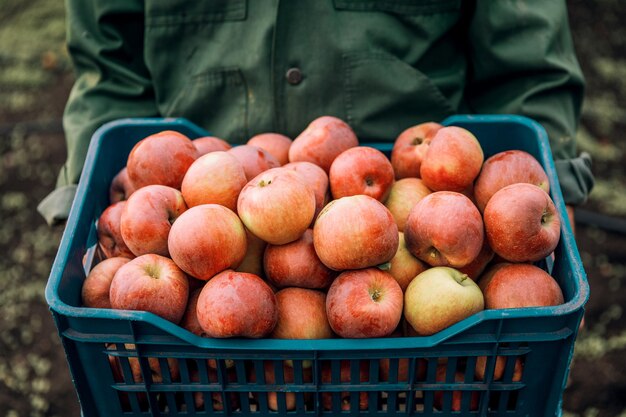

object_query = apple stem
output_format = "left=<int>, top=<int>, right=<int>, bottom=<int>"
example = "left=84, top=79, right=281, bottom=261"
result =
left=541, top=210, right=549, bottom=225
left=143, top=264, right=161, bottom=279
left=412, top=137, right=424, bottom=146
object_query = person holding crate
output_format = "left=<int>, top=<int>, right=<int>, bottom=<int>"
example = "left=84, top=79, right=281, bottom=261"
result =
left=39, top=0, right=593, bottom=227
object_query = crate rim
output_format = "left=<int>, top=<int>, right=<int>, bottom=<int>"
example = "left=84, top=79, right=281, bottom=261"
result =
left=45, top=114, right=590, bottom=351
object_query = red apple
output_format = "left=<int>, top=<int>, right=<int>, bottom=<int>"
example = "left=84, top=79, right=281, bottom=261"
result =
left=329, top=146, right=395, bottom=202
left=129, top=356, right=180, bottom=384
left=420, top=126, right=483, bottom=192
left=459, top=182, right=478, bottom=206
left=313, top=195, right=399, bottom=270
left=249, top=361, right=312, bottom=411
left=271, top=288, right=334, bottom=339
left=384, top=178, right=432, bottom=232
left=282, top=161, right=330, bottom=221
left=475, top=261, right=508, bottom=283
left=326, top=268, right=403, bottom=338
left=235, top=228, right=268, bottom=278
left=193, top=136, right=232, bottom=156
left=387, top=232, right=429, bottom=291
left=106, top=343, right=180, bottom=409
left=123, top=343, right=181, bottom=383
left=81, top=257, right=130, bottom=308
left=191, top=363, right=239, bottom=411
left=247, top=133, right=293, bottom=166
left=180, top=288, right=205, bottom=337
left=474, top=150, right=550, bottom=212
left=473, top=262, right=561, bottom=383
left=120, top=185, right=187, bottom=257
left=106, top=352, right=142, bottom=410
left=390, top=122, right=443, bottom=179
left=288, top=116, right=359, bottom=173
left=434, top=364, right=480, bottom=411
left=97, top=201, right=135, bottom=259
left=264, top=229, right=337, bottom=289
left=321, top=360, right=369, bottom=411
left=404, top=267, right=484, bottom=336
left=105, top=347, right=125, bottom=385
left=475, top=354, right=524, bottom=382
left=483, top=183, right=561, bottom=262
left=168, top=204, right=247, bottom=280
left=126, top=130, right=198, bottom=189
left=196, top=270, right=277, bottom=338
left=228, top=144, right=281, bottom=181
left=478, top=263, right=564, bottom=309
left=379, top=357, right=427, bottom=383
left=109, top=254, right=190, bottom=324
left=181, top=151, right=247, bottom=211
left=404, top=191, right=484, bottom=268
left=109, top=167, right=136, bottom=203
left=456, top=238, right=495, bottom=281
left=237, top=167, right=316, bottom=245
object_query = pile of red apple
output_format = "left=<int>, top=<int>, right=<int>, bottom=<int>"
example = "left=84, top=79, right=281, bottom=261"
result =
left=84, top=115, right=566, bottom=344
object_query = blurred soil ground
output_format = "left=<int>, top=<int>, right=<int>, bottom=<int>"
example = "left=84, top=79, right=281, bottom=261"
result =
left=0, top=0, right=625, bottom=416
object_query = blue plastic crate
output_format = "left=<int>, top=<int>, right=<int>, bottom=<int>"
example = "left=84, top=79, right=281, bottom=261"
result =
left=46, top=115, right=588, bottom=417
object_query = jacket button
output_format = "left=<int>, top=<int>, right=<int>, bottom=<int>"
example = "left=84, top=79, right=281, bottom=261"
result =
left=286, top=67, right=303, bottom=85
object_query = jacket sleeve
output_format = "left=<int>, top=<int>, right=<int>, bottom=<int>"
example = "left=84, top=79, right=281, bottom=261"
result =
left=38, top=0, right=159, bottom=225
left=463, top=0, right=594, bottom=206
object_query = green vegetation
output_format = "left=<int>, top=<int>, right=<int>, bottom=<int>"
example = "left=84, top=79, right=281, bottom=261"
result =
left=0, top=126, right=66, bottom=416
left=0, top=4, right=70, bottom=409
left=0, top=0, right=69, bottom=113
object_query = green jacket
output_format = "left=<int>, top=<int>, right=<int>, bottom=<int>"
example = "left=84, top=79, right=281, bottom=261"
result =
left=39, top=0, right=594, bottom=225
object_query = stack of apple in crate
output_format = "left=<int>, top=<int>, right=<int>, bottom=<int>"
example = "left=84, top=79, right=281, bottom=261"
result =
left=83, top=116, right=564, bottom=412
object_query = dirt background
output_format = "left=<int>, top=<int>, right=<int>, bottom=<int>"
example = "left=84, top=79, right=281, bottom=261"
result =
left=0, top=1, right=624, bottom=416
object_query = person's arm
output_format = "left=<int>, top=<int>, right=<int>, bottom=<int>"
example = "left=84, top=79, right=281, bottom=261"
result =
left=463, top=0, right=594, bottom=230
left=38, top=0, right=159, bottom=225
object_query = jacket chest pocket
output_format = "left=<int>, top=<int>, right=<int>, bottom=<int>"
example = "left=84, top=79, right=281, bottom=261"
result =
left=144, top=0, right=250, bottom=141
left=163, top=68, right=250, bottom=143
left=145, top=0, right=247, bottom=26
left=333, top=0, right=461, bottom=15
